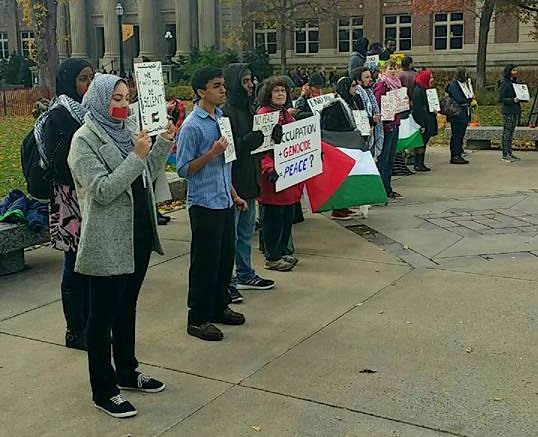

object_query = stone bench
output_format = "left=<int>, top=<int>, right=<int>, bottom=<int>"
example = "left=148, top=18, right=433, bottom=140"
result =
left=0, top=222, right=50, bottom=275
left=445, top=126, right=538, bottom=150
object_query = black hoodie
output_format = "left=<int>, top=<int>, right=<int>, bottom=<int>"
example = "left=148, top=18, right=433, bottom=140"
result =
left=222, top=63, right=265, bottom=199
left=498, top=64, right=521, bottom=116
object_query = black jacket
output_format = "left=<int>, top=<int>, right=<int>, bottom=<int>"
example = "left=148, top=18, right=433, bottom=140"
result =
left=412, top=86, right=438, bottom=139
left=222, top=63, right=264, bottom=199
left=447, top=80, right=472, bottom=123
left=498, top=79, right=521, bottom=116
left=43, top=106, right=81, bottom=187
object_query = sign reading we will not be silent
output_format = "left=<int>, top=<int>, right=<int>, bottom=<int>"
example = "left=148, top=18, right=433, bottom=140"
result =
left=133, top=61, right=168, bottom=136
left=274, top=115, right=323, bottom=192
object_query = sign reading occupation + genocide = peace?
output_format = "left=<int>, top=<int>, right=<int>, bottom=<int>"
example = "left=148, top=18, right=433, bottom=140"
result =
left=133, top=61, right=168, bottom=136
left=274, top=115, right=323, bottom=192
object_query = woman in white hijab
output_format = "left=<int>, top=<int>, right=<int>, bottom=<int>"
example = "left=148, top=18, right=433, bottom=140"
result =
left=68, top=73, right=176, bottom=418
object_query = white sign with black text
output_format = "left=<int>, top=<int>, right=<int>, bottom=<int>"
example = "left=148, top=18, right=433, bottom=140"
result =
left=274, top=115, right=323, bottom=192
left=217, top=117, right=237, bottom=163
left=307, top=93, right=335, bottom=115
left=353, top=110, right=371, bottom=136
left=381, top=93, right=397, bottom=121
left=426, top=88, right=441, bottom=112
left=251, top=111, right=280, bottom=155
left=513, top=83, right=530, bottom=102
left=392, top=87, right=410, bottom=113
left=133, top=61, right=168, bottom=135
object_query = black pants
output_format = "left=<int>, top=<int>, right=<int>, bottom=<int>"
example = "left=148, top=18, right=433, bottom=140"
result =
left=262, top=204, right=295, bottom=262
left=376, top=127, right=399, bottom=194
left=502, top=113, right=519, bottom=157
left=62, top=250, right=89, bottom=336
left=450, top=122, right=467, bottom=158
left=86, top=238, right=152, bottom=402
left=188, top=206, right=234, bottom=325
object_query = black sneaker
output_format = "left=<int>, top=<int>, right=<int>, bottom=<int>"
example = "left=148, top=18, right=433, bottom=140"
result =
left=187, top=322, right=223, bottom=341
left=450, top=156, right=469, bottom=165
left=65, top=331, right=87, bottom=351
left=211, top=307, right=246, bottom=325
left=236, top=275, right=275, bottom=291
left=93, top=394, right=137, bottom=419
left=228, top=286, right=244, bottom=303
left=118, top=373, right=166, bottom=393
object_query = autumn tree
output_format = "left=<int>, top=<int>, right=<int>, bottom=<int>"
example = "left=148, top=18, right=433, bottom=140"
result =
left=239, top=0, right=344, bottom=74
left=411, top=0, right=538, bottom=89
left=18, top=0, right=59, bottom=94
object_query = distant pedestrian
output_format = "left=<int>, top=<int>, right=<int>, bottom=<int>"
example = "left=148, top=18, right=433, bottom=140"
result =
left=348, top=37, right=369, bottom=76
left=498, top=64, right=522, bottom=162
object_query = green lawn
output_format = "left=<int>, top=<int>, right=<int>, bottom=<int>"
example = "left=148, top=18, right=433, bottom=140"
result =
left=0, top=116, right=33, bottom=198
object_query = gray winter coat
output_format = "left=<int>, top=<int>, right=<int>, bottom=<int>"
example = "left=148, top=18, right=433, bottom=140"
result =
left=67, top=115, right=173, bottom=276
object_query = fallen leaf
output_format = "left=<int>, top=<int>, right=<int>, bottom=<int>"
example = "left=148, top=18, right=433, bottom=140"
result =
left=335, top=416, right=343, bottom=421
left=359, top=368, right=378, bottom=374
left=465, top=347, right=473, bottom=353
left=378, top=311, right=385, bottom=314
left=251, top=425, right=262, bottom=432
left=403, top=244, right=409, bottom=250
left=494, top=397, right=503, bottom=402
left=406, top=321, right=412, bottom=325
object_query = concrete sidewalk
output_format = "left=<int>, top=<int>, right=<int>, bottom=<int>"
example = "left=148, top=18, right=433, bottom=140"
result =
left=0, top=148, right=536, bottom=437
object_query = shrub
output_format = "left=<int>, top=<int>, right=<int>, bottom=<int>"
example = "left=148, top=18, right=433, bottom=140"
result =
left=244, top=48, right=273, bottom=80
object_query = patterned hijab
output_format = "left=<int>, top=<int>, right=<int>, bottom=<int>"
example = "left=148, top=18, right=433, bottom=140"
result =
left=82, top=73, right=133, bottom=158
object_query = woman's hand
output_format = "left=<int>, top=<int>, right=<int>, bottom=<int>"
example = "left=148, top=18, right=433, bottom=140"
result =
left=160, top=121, right=177, bottom=141
left=134, top=130, right=151, bottom=158
left=373, top=114, right=381, bottom=123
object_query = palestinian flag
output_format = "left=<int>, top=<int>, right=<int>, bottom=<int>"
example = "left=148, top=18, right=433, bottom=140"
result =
left=397, top=114, right=424, bottom=152
left=305, top=130, right=387, bottom=212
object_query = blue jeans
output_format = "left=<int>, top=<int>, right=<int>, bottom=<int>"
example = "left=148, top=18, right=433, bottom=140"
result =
left=230, top=198, right=257, bottom=286
left=376, top=126, right=399, bottom=194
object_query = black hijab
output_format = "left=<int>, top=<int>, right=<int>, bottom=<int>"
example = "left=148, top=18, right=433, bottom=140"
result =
left=336, top=77, right=356, bottom=108
left=56, top=58, right=92, bottom=102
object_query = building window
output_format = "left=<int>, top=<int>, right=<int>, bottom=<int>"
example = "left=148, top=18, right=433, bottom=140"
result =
left=295, top=19, right=319, bottom=54
left=338, top=17, right=364, bottom=53
left=384, top=15, right=412, bottom=51
left=20, top=31, right=35, bottom=58
left=0, top=32, right=8, bottom=59
left=253, top=22, right=277, bottom=54
left=434, top=12, right=464, bottom=50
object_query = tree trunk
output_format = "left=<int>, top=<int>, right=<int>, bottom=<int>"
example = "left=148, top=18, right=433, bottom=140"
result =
left=476, top=0, right=495, bottom=90
left=280, top=22, right=287, bottom=74
left=43, top=0, right=59, bottom=94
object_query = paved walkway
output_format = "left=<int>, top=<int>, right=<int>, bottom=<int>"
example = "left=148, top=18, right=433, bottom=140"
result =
left=0, top=147, right=536, bottom=437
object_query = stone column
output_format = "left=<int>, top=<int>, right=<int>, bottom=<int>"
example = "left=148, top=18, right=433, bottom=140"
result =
left=57, top=3, right=68, bottom=60
left=68, top=0, right=88, bottom=59
left=137, top=0, right=158, bottom=60
left=174, top=0, right=192, bottom=58
left=102, top=0, right=120, bottom=70
left=198, top=0, right=216, bottom=49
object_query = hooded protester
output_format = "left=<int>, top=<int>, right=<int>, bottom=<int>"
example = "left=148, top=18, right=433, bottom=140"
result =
left=35, top=58, right=94, bottom=351
left=294, top=72, right=325, bottom=120
left=68, top=73, right=176, bottom=419
left=446, top=68, right=473, bottom=165
left=412, top=69, right=438, bottom=172
left=222, top=63, right=275, bottom=303
left=498, top=64, right=522, bottom=162
left=348, top=37, right=370, bottom=76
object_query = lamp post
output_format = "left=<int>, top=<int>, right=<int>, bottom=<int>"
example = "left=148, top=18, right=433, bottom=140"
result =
left=164, top=31, right=174, bottom=63
left=115, top=2, right=125, bottom=77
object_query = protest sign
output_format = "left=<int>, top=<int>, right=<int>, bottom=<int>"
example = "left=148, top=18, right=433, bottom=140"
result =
left=251, top=110, right=280, bottom=155
left=426, top=88, right=441, bottom=112
left=274, top=115, right=323, bottom=192
left=381, top=93, right=397, bottom=121
left=392, top=87, right=410, bottom=113
left=352, top=110, right=371, bottom=136
left=365, top=55, right=379, bottom=67
left=307, top=93, right=335, bottom=115
left=217, top=117, right=237, bottom=163
left=133, top=61, right=168, bottom=135
left=513, top=83, right=530, bottom=102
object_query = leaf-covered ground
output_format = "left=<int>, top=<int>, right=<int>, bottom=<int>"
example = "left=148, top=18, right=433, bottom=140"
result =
left=0, top=116, right=33, bottom=197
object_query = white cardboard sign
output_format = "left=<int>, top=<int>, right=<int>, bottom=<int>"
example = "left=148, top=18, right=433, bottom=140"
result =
left=251, top=111, right=280, bottom=155
left=307, top=93, right=335, bottom=115
left=381, top=93, right=397, bottom=121
left=353, top=110, right=371, bottom=136
left=217, top=117, right=237, bottom=163
left=274, top=115, right=323, bottom=192
left=133, top=62, right=168, bottom=135
left=391, top=87, right=410, bottom=113
left=426, top=88, right=441, bottom=112
left=513, top=83, right=530, bottom=102
left=365, top=54, right=379, bottom=67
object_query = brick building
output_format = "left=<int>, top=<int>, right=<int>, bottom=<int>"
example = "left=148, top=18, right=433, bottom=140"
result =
left=0, top=0, right=536, bottom=74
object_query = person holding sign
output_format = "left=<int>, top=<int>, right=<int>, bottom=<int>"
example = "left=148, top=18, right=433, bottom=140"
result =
left=446, top=68, right=472, bottom=165
left=176, top=67, right=248, bottom=342
left=222, top=63, right=276, bottom=302
left=68, top=74, right=176, bottom=418
left=498, top=64, right=523, bottom=162
left=412, top=69, right=438, bottom=172
left=294, top=72, right=325, bottom=120
left=374, top=60, right=403, bottom=199
left=257, top=77, right=302, bottom=272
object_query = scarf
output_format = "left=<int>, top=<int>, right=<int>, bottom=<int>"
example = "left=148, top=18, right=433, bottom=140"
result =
left=379, top=72, right=402, bottom=91
left=269, top=103, right=294, bottom=125
left=458, top=80, right=474, bottom=99
left=336, top=77, right=357, bottom=109
left=82, top=73, right=133, bottom=158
